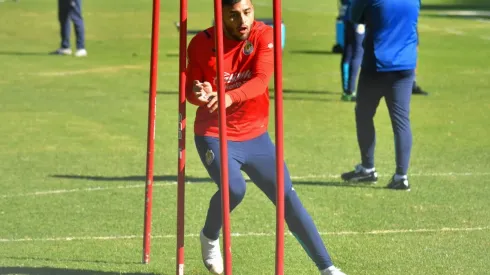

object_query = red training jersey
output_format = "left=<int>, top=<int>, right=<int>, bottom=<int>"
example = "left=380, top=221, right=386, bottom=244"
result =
left=185, top=21, right=274, bottom=141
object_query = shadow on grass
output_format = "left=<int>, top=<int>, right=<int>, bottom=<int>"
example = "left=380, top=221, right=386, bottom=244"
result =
left=50, top=174, right=211, bottom=183
left=0, top=266, right=159, bottom=275
left=0, top=51, right=50, bottom=56
left=2, top=256, right=135, bottom=265
left=50, top=175, right=381, bottom=189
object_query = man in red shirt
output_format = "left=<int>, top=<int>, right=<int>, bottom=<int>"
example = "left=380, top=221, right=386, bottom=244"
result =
left=186, top=0, right=346, bottom=274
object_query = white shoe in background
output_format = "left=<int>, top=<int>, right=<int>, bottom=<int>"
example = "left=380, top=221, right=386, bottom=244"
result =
left=74, top=49, right=87, bottom=57
left=52, top=48, right=72, bottom=55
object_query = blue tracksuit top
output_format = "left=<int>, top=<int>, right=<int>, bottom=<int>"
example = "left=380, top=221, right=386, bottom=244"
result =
left=349, top=0, right=420, bottom=72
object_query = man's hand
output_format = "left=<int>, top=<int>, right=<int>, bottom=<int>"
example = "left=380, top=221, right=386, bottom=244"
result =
left=207, top=94, right=233, bottom=113
left=192, top=80, right=213, bottom=104
left=192, top=80, right=233, bottom=112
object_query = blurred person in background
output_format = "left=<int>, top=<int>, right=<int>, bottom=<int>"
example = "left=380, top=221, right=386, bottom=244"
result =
left=341, top=0, right=421, bottom=191
left=340, top=0, right=365, bottom=102
left=412, top=29, right=429, bottom=96
left=51, top=0, right=87, bottom=57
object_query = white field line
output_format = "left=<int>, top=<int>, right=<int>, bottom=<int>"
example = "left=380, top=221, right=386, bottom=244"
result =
left=417, top=23, right=439, bottom=32
left=1, top=226, right=488, bottom=243
left=1, top=172, right=489, bottom=199
left=434, top=11, right=490, bottom=25
left=0, top=182, right=176, bottom=199
left=33, top=65, right=145, bottom=76
left=418, top=23, right=489, bottom=41
left=291, top=172, right=490, bottom=179
left=29, top=67, right=178, bottom=77
left=439, top=10, right=490, bottom=18
left=444, top=28, right=464, bottom=35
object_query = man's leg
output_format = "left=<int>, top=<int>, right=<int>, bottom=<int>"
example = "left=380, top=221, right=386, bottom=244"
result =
left=71, top=0, right=87, bottom=55
left=194, top=135, right=247, bottom=274
left=340, top=70, right=383, bottom=182
left=355, top=70, right=384, bottom=170
left=58, top=0, right=71, bottom=50
left=384, top=70, right=415, bottom=190
left=195, top=135, right=247, bottom=240
left=241, top=133, right=338, bottom=272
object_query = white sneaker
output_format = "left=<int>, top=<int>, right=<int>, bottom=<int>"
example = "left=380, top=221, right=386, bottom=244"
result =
left=321, top=265, right=347, bottom=275
left=200, top=230, right=223, bottom=275
left=74, top=49, right=87, bottom=57
left=52, top=48, right=72, bottom=55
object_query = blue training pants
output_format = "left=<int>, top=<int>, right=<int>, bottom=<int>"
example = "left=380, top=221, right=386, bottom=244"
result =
left=355, top=69, right=415, bottom=175
left=195, top=132, right=333, bottom=270
left=58, top=0, right=85, bottom=49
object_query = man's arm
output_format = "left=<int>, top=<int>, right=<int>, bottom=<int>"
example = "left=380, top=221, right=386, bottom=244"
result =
left=226, top=27, right=274, bottom=103
left=349, top=0, right=368, bottom=24
left=185, top=37, right=207, bottom=106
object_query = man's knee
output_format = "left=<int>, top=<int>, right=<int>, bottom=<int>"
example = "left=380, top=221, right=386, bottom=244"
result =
left=355, top=103, right=376, bottom=119
left=389, top=108, right=411, bottom=132
left=228, top=179, right=247, bottom=205
left=284, top=188, right=304, bottom=220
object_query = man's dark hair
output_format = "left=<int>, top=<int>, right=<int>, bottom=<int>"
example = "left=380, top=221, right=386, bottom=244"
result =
left=222, top=0, right=243, bottom=6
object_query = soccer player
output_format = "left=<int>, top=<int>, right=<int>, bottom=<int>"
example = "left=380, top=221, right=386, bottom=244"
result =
left=51, top=0, right=87, bottom=57
left=341, top=0, right=420, bottom=191
left=340, top=0, right=365, bottom=102
left=185, top=0, right=346, bottom=274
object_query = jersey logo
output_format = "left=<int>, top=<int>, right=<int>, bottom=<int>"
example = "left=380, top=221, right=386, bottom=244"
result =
left=242, top=40, right=254, bottom=55
left=205, top=149, right=215, bottom=166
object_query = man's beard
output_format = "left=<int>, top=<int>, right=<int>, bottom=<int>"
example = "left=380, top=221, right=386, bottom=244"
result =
left=225, top=26, right=250, bottom=41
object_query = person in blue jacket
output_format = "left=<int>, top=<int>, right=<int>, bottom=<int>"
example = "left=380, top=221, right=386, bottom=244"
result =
left=340, top=0, right=420, bottom=191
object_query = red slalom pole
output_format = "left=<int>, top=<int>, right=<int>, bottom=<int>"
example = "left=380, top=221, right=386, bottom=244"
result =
left=213, top=0, right=232, bottom=274
left=176, top=0, right=188, bottom=272
left=273, top=0, right=285, bottom=273
left=142, top=0, right=161, bottom=264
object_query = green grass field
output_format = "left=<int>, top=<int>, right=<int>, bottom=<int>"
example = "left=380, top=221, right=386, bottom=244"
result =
left=0, top=0, right=489, bottom=274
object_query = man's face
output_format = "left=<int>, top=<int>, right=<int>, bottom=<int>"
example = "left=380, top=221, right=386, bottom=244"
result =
left=222, top=0, right=254, bottom=41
